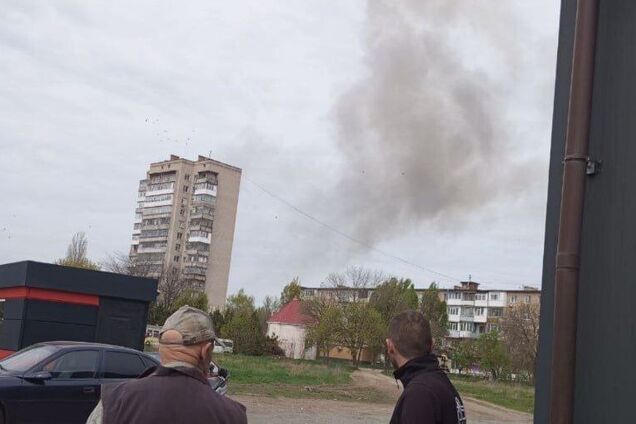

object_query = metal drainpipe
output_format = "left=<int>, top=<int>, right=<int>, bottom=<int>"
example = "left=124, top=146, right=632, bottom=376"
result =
left=550, top=1, right=599, bottom=423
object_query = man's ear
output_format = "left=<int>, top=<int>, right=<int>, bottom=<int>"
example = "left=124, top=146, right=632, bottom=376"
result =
left=386, top=338, right=395, bottom=355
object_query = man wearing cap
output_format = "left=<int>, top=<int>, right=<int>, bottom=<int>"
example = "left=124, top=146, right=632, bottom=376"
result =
left=86, top=305, right=247, bottom=424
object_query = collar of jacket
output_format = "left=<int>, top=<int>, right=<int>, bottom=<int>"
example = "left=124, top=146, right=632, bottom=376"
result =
left=151, top=365, right=209, bottom=385
left=393, top=354, right=440, bottom=387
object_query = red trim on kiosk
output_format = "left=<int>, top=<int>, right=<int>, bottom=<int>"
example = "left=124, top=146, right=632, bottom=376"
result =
left=0, top=287, right=99, bottom=307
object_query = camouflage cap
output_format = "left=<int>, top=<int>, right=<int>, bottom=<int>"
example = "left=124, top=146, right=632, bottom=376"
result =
left=159, top=305, right=216, bottom=346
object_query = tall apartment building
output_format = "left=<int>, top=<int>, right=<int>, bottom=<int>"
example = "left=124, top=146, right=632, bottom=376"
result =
left=130, top=155, right=241, bottom=310
left=300, top=280, right=540, bottom=341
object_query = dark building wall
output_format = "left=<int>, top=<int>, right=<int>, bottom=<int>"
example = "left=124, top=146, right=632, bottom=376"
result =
left=573, top=1, right=636, bottom=422
left=534, top=0, right=577, bottom=421
left=536, top=1, right=636, bottom=422
left=95, top=298, right=148, bottom=351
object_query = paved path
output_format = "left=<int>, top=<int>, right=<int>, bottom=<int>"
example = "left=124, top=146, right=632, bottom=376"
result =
left=234, top=368, right=532, bottom=424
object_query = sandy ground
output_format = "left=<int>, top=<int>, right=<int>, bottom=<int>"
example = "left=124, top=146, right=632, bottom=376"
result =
left=233, top=368, right=532, bottom=424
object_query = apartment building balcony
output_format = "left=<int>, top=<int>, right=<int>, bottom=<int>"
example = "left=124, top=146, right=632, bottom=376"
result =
left=447, top=314, right=460, bottom=322
left=143, top=199, right=173, bottom=208
left=132, top=228, right=141, bottom=235
left=145, top=189, right=174, bottom=197
left=448, top=330, right=461, bottom=338
left=131, top=238, right=140, bottom=246
left=459, top=315, right=475, bottom=321
left=141, top=223, right=171, bottom=231
left=459, top=331, right=478, bottom=339
left=143, top=209, right=172, bottom=218
left=473, top=314, right=488, bottom=323
left=193, top=186, right=217, bottom=197
left=137, top=246, right=167, bottom=253
left=183, top=265, right=207, bottom=277
left=189, top=212, right=215, bottom=221
left=188, top=233, right=211, bottom=244
left=446, top=298, right=462, bottom=306
left=139, top=236, right=169, bottom=244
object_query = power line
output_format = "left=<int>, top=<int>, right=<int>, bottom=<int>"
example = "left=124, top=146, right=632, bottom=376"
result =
left=243, top=175, right=462, bottom=282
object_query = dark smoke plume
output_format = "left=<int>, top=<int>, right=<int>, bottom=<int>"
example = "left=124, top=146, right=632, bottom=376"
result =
left=333, top=0, right=536, bottom=243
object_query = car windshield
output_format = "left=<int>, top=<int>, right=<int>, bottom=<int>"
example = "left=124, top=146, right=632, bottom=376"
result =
left=0, top=345, right=60, bottom=372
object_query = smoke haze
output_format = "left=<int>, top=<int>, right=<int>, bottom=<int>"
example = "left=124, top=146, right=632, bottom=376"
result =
left=333, top=0, right=543, bottom=243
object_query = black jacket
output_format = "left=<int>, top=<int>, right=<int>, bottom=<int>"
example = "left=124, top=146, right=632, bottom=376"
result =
left=101, top=366, right=247, bottom=424
left=390, top=355, right=466, bottom=424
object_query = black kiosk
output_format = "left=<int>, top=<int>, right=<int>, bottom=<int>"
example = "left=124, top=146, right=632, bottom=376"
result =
left=0, top=261, right=157, bottom=358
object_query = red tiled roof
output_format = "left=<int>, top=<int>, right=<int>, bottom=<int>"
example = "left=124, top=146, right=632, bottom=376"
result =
left=268, top=298, right=313, bottom=325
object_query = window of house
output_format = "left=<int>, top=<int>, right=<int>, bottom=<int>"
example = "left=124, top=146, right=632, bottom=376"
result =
left=475, top=307, right=484, bottom=315
left=185, top=174, right=190, bottom=181
left=175, top=244, right=181, bottom=250
left=173, top=256, right=179, bottom=262
left=510, top=295, right=518, bottom=303
left=525, top=295, right=531, bottom=303
left=184, top=185, right=189, bottom=192
left=490, top=293, right=500, bottom=301
left=177, top=232, right=182, bottom=240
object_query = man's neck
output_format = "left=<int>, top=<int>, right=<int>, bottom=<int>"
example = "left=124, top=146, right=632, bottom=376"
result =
left=163, top=360, right=196, bottom=369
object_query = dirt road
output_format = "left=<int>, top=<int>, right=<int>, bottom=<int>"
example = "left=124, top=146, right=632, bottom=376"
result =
left=234, top=368, right=532, bottom=424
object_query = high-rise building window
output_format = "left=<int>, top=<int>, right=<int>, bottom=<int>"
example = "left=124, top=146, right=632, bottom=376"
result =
left=185, top=174, right=190, bottom=181
left=176, top=244, right=181, bottom=250
left=177, top=232, right=182, bottom=240
left=174, top=256, right=179, bottom=262
left=184, top=186, right=189, bottom=192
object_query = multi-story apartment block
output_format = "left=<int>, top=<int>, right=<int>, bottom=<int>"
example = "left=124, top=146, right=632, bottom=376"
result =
left=443, top=281, right=540, bottom=339
left=300, top=280, right=540, bottom=340
left=130, top=155, right=241, bottom=310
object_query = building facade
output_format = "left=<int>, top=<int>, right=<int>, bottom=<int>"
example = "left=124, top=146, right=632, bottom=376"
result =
left=300, top=281, right=540, bottom=341
left=266, top=299, right=317, bottom=360
left=443, top=281, right=540, bottom=339
left=129, top=155, right=241, bottom=310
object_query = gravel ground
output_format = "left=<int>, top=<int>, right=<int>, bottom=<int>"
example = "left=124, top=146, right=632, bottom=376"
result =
left=233, top=369, right=532, bottom=424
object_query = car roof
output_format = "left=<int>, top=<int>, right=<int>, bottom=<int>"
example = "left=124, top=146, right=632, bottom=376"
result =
left=30, top=341, right=151, bottom=355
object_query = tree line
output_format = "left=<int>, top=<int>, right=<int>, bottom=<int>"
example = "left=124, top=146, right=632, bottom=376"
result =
left=55, top=233, right=539, bottom=380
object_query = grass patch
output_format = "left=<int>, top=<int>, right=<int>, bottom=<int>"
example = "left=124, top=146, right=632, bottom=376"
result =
left=215, top=354, right=353, bottom=385
left=449, top=374, right=534, bottom=414
left=215, top=354, right=392, bottom=403
left=228, top=383, right=390, bottom=403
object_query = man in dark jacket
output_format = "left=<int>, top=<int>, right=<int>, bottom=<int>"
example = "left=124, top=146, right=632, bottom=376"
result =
left=387, top=311, right=466, bottom=424
left=86, top=305, right=247, bottom=424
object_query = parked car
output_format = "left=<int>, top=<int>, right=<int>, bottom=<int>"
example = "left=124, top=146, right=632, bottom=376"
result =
left=0, top=341, right=160, bottom=424
left=213, top=338, right=234, bottom=354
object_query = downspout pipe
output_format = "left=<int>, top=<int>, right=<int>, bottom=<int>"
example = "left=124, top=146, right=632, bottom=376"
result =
left=550, top=1, right=599, bottom=423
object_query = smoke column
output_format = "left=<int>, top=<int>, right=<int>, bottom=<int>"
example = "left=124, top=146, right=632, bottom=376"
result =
left=333, top=0, right=539, bottom=244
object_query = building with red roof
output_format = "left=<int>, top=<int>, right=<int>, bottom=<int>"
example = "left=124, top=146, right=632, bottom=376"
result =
left=266, top=298, right=317, bottom=360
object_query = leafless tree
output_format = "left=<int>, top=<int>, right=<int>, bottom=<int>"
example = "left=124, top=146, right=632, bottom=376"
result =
left=501, top=302, right=540, bottom=382
left=56, top=232, right=100, bottom=270
left=322, top=266, right=385, bottom=302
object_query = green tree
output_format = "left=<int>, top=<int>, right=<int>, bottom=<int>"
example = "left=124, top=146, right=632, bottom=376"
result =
left=340, top=302, right=385, bottom=367
left=280, top=277, right=302, bottom=305
left=476, top=330, right=509, bottom=380
left=56, top=232, right=100, bottom=270
left=369, top=277, right=419, bottom=367
left=369, top=278, right=419, bottom=323
left=173, top=289, right=208, bottom=312
left=305, top=303, right=342, bottom=360
left=420, top=282, right=449, bottom=348
left=219, top=289, right=266, bottom=355
left=451, top=339, right=477, bottom=374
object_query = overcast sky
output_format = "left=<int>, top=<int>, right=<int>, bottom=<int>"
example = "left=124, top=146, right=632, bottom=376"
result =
left=0, top=1, right=560, bottom=304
